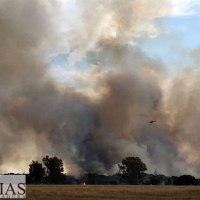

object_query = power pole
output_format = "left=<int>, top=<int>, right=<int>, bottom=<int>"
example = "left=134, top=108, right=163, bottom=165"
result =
left=154, top=168, right=158, bottom=176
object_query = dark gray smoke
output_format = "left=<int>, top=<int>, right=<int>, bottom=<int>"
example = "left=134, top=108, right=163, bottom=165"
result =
left=0, top=0, right=199, bottom=177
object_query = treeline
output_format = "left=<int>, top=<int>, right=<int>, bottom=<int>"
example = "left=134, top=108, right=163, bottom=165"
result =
left=171, top=175, right=197, bottom=185
left=28, top=155, right=65, bottom=184
left=27, top=155, right=198, bottom=185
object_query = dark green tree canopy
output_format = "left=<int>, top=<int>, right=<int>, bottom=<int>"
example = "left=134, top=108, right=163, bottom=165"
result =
left=118, top=157, right=147, bottom=184
left=29, top=160, right=45, bottom=184
left=42, top=155, right=65, bottom=184
left=174, top=175, right=196, bottom=185
left=42, top=155, right=64, bottom=176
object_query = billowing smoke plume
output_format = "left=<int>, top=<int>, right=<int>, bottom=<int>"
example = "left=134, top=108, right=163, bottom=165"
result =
left=0, top=0, right=199, bottom=177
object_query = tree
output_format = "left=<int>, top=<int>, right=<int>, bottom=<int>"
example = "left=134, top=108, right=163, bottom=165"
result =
left=42, top=155, right=65, bottom=184
left=29, top=160, right=45, bottom=184
left=171, top=176, right=178, bottom=185
left=149, top=174, right=159, bottom=185
left=174, top=175, right=196, bottom=185
left=118, top=157, right=147, bottom=184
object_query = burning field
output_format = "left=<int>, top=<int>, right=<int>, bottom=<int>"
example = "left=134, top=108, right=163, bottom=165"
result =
left=1, top=0, right=200, bottom=178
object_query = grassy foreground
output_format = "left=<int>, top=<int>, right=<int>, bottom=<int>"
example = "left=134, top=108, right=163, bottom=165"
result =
left=23, top=185, right=200, bottom=200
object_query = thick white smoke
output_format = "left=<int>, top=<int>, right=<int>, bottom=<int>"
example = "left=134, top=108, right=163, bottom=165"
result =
left=0, top=0, right=200, bottom=177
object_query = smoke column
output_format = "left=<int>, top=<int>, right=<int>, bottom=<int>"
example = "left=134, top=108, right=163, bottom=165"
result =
left=0, top=0, right=200, bottom=177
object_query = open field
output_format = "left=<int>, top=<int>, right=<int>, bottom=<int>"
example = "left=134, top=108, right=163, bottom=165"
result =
left=22, top=185, right=200, bottom=200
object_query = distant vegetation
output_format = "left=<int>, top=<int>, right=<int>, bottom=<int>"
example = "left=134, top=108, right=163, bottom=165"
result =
left=29, top=156, right=65, bottom=184
left=118, top=157, right=147, bottom=184
left=27, top=155, right=197, bottom=185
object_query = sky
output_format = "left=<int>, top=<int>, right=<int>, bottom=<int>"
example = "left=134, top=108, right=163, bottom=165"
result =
left=48, top=0, right=200, bottom=86
left=1, top=0, right=200, bottom=177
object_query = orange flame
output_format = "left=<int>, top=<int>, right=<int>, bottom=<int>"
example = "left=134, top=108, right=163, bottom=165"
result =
left=83, top=182, right=86, bottom=185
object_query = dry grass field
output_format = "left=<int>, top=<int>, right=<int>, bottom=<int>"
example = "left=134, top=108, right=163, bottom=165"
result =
left=20, top=185, right=200, bottom=200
